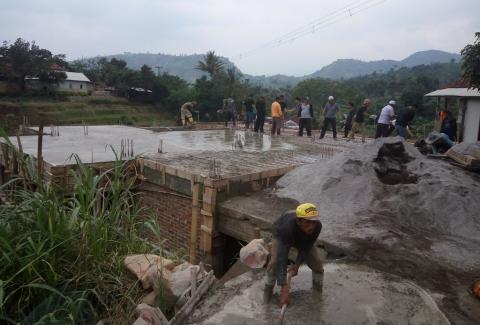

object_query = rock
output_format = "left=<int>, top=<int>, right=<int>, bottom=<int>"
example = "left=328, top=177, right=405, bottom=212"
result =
left=141, top=261, right=204, bottom=310
left=132, top=318, right=150, bottom=325
left=142, top=291, right=158, bottom=306
left=239, top=238, right=269, bottom=269
left=172, top=262, right=193, bottom=272
left=124, top=254, right=175, bottom=284
left=142, top=265, right=173, bottom=290
left=170, top=263, right=201, bottom=298
left=134, top=303, right=168, bottom=325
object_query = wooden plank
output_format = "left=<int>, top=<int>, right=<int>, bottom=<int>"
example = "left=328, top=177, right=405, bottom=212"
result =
left=201, top=186, right=216, bottom=254
left=168, top=271, right=215, bottom=325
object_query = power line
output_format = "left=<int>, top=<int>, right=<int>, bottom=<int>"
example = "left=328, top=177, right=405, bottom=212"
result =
left=232, top=0, right=387, bottom=60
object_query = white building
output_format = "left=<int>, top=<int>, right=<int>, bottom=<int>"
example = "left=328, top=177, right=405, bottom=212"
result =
left=425, top=88, right=480, bottom=143
left=25, top=72, right=92, bottom=94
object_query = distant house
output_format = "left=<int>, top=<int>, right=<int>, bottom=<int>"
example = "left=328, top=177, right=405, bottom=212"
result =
left=425, top=87, right=480, bottom=143
left=25, top=72, right=92, bottom=94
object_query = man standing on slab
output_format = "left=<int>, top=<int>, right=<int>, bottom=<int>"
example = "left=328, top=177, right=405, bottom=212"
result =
left=271, top=96, right=283, bottom=136
left=320, top=96, right=340, bottom=140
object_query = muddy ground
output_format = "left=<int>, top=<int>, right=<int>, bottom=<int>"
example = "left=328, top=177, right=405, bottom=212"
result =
left=188, top=263, right=451, bottom=325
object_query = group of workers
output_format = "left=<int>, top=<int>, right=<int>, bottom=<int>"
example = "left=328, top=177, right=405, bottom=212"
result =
left=241, top=95, right=420, bottom=141
left=181, top=96, right=458, bottom=146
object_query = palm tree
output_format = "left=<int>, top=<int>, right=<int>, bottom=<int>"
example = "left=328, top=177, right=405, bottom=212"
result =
left=195, top=51, right=225, bottom=77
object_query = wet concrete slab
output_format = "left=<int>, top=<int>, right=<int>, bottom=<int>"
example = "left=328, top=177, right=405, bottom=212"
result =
left=9, top=126, right=356, bottom=166
left=187, top=263, right=451, bottom=325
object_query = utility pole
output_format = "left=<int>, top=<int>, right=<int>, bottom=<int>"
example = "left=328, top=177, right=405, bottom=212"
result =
left=155, top=66, right=162, bottom=76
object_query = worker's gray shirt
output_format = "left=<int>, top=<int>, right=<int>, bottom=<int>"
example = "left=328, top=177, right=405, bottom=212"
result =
left=224, top=99, right=236, bottom=113
left=272, top=211, right=322, bottom=285
left=323, top=102, right=338, bottom=119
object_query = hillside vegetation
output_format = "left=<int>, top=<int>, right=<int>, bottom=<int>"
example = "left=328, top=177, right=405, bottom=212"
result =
left=0, top=95, right=175, bottom=134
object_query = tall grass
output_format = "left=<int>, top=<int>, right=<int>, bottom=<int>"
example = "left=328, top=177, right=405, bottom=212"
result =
left=0, top=132, right=157, bottom=324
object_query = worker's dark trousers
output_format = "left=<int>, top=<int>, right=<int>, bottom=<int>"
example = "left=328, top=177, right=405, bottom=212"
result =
left=254, top=114, right=265, bottom=133
left=271, top=117, right=282, bottom=135
left=225, top=111, right=236, bottom=127
left=320, top=118, right=337, bottom=139
left=375, top=123, right=390, bottom=138
left=298, top=118, right=312, bottom=136
left=344, top=123, right=352, bottom=138
left=266, top=239, right=325, bottom=286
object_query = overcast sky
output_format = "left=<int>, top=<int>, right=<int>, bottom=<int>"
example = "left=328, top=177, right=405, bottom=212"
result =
left=1, top=0, right=479, bottom=76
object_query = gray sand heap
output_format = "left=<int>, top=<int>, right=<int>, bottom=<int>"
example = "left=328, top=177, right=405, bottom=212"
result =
left=276, top=137, right=480, bottom=275
left=275, top=137, right=480, bottom=322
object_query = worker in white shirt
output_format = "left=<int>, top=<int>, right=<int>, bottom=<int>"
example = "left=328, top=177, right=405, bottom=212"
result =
left=375, top=100, right=396, bottom=138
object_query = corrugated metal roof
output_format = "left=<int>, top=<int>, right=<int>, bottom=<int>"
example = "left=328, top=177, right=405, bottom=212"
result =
left=65, top=72, right=90, bottom=82
left=425, top=88, right=480, bottom=98
left=24, top=71, right=91, bottom=83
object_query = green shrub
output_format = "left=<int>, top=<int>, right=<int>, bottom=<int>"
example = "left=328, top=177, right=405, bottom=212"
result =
left=0, top=133, right=160, bottom=324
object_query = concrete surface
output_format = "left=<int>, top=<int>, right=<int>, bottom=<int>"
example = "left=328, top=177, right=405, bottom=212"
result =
left=187, top=263, right=450, bottom=325
left=9, top=126, right=358, bottom=166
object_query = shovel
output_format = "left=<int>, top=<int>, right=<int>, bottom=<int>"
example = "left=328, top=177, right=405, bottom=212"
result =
left=279, top=272, right=293, bottom=325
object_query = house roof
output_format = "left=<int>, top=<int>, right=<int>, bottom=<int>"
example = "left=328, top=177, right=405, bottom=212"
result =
left=425, top=88, right=480, bottom=98
left=64, top=72, right=90, bottom=83
left=24, top=71, right=91, bottom=83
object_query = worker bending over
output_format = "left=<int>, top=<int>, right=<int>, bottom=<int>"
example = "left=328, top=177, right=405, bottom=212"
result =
left=180, top=101, right=196, bottom=128
left=265, top=203, right=325, bottom=305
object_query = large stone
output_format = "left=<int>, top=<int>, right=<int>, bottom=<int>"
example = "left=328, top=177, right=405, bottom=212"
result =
left=134, top=303, right=168, bottom=325
left=141, top=262, right=204, bottom=310
left=124, top=254, right=175, bottom=289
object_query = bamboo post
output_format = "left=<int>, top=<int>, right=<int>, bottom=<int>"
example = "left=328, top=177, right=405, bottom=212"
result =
left=190, top=181, right=201, bottom=264
left=37, top=122, right=44, bottom=180
left=16, top=131, right=28, bottom=190
left=200, top=186, right=216, bottom=262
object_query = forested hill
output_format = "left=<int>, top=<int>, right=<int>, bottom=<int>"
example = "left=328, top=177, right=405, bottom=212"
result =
left=89, top=53, right=236, bottom=83
left=308, top=50, right=462, bottom=80
left=82, top=49, right=461, bottom=86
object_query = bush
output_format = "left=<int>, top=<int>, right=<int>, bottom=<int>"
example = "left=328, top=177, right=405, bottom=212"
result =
left=0, top=134, right=161, bottom=324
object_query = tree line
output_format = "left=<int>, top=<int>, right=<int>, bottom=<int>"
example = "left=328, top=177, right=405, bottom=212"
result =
left=1, top=34, right=479, bottom=123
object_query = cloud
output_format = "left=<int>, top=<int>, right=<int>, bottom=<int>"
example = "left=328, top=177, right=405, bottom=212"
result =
left=1, top=0, right=479, bottom=75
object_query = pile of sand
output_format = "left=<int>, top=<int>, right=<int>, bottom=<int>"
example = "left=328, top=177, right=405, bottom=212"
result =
left=275, top=137, right=480, bottom=280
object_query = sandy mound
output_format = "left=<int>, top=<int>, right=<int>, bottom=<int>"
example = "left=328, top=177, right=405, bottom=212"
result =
left=275, top=137, right=480, bottom=280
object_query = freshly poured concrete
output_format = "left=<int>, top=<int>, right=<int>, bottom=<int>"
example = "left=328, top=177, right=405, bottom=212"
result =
left=188, top=263, right=450, bottom=325
left=11, top=126, right=353, bottom=166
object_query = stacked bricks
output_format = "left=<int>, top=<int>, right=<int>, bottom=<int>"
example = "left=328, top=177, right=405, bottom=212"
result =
left=137, top=184, right=202, bottom=262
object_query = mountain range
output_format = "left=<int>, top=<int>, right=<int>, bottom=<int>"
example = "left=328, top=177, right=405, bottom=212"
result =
left=92, top=50, right=461, bottom=87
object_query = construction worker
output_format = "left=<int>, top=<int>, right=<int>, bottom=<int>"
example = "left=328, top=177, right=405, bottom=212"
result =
left=271, top=96, right=283, bottom=135
left=348, top=98, right=371, bottom=142
left=265, top=203, right=325, bottom=305
left=320, top=96, right=340, bottom=139
left=375, top=100, right=396, bottom=138
left=223, top=96, right=237, bottom=127
left=298, top=96, right=314, bottom=137
left=254, top=96, right=266, bottom=133
left=395, top=104, right=417, bottom=139
left=243, top=94, right=255, bottom=130
left=180, top=101, right=196, bottom=128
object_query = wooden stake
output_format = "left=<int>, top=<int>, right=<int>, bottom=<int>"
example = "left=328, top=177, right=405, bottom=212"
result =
left=190, top=181, right=200, bottom=264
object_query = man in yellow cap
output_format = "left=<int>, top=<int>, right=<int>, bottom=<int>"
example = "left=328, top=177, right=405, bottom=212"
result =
left=265, top=203, right=325, bottom=305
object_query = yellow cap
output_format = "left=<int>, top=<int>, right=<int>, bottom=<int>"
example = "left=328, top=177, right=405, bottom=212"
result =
left=296, top=203, right=320, bottom=221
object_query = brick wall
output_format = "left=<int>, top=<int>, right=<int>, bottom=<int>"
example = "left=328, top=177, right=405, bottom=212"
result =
left=137, top=183, right=202, bottom=261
